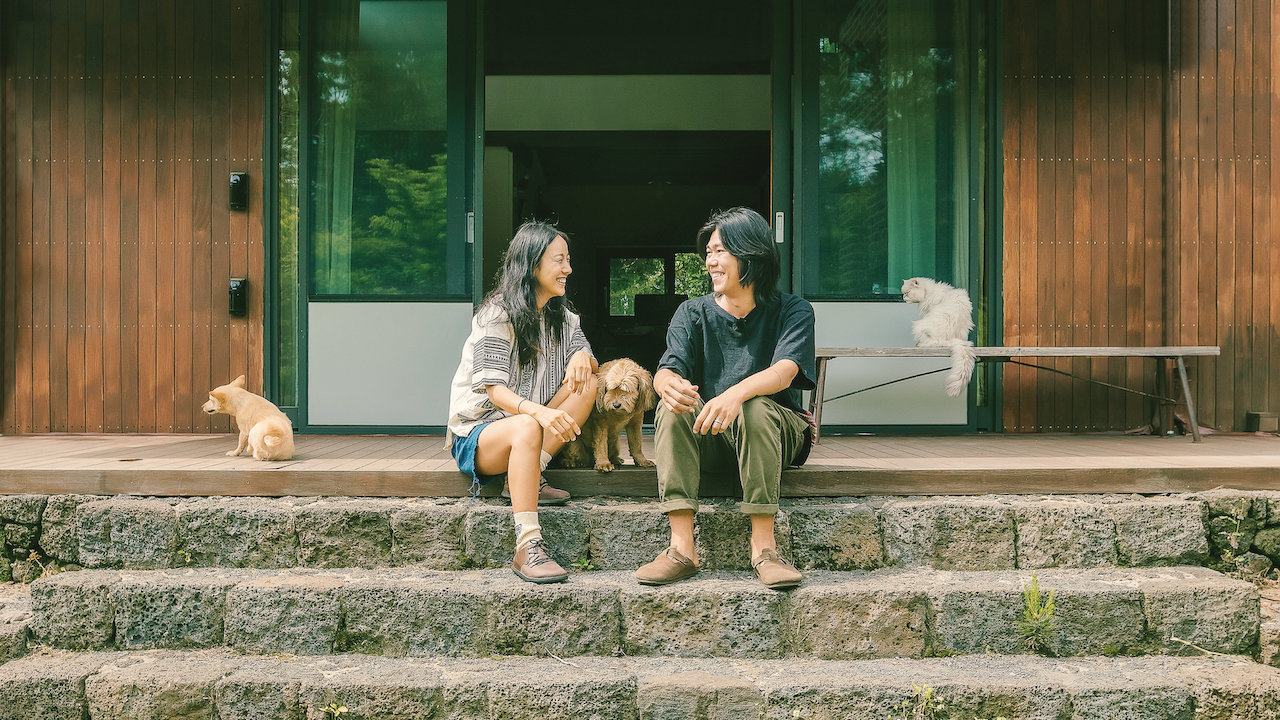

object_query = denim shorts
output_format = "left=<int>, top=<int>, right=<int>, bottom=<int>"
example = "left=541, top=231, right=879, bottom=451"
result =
left=450, top=422, right=505, bottom=494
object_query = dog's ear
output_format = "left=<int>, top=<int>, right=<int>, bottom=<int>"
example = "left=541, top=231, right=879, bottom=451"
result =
left=231, top=375, right=248, bottom=388
left=595, top=369, right=609, bottom=411
left=638, top=367, right=658, bottom=411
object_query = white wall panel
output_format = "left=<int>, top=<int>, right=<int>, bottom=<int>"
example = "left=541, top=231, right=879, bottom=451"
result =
left=813, top=303, right=967, bottom=425
left=308, top=303, right=473, bottom=426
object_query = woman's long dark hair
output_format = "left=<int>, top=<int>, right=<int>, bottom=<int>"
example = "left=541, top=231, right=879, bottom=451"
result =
left=697, top=207, right=780, bottom=304
left=480, top=220, right=570, bottom=367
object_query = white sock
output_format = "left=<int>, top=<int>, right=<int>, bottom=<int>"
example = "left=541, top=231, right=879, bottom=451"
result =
left=514, top=511, right=543, bottom=550
left=539, top=450, right=552, bottom=472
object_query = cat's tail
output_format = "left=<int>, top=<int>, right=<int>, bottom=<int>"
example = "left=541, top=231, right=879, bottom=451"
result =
left=945, top=340, right=976, bottom=397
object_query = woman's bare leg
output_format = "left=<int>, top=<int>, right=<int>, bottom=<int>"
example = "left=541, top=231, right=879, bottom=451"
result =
left=473, top=414, right=544, bottom=513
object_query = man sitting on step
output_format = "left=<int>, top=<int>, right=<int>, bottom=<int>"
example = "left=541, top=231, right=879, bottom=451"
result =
left=636, top=207, right=817, bottom=590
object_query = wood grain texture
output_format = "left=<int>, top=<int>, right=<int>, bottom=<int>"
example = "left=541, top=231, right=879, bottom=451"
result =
left=1, top=0, right=265, bottom=432
left=1001, top=0, right=1275, bottom=432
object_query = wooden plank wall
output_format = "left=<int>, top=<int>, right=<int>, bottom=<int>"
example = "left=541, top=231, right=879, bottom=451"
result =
left=1001, top=0, right=1277, bottom=433
left=1001, top=0, right=1168, bottom=432
left=1168, top=0, right=1277, bottom=432
left=2, top=1, right=266, bottom=433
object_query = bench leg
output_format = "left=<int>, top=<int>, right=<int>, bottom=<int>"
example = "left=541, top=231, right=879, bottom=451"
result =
left=1152, top=357, right=1167, bottom=435
left=811, top=357, right=828, bottom=444
left=1175, top=356, right=1202, bottom=443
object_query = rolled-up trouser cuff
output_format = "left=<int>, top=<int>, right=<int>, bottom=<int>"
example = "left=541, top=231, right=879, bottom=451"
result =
left=657, top=498, right=699, bottom=514
left=738, top=502, right=779, bottom=516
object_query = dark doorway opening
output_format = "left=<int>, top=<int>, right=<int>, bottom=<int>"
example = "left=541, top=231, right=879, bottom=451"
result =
left=483, top=2, right=773, bottom=374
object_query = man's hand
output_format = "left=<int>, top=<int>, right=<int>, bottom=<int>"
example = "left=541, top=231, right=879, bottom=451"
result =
left=694, top=388, right=745, bottom=435
left=655, top=369, right=701, bottom=415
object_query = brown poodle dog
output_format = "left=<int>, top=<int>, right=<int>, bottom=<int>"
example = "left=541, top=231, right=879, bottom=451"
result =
left=559, top=358, right=658, bottom=472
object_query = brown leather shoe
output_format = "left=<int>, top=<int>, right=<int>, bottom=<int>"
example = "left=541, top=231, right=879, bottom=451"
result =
left=512, top=539, right=568, bottom=584
left=501, top=477, right=571, bottom=506
left=752, top=548, right=802, bottom=590
left=635, top=547, right=699, bottom=586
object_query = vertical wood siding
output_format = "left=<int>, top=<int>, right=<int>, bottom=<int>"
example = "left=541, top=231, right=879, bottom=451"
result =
left=2, top=1, right=265, bottom=433
left=1168, top=0, right=1277, bottom=432
left=1001, top=0, right=1277, bottom=432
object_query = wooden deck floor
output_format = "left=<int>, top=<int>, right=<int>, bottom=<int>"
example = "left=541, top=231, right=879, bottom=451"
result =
left=1, top=432, right=1278, bottom=497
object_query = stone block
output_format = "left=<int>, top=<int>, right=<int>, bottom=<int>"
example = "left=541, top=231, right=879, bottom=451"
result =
left=487, top=664, right=638, bottom=720
left=1253, top=528, right=1280, bottom=563
left=1141, top=568, right=1260, bottom=655
left=1260, top=594, right=1280, bottom=669
left=41, top=494, right=101, bottom=564
left=225, top=574, right=343, bottom=655
left=112, top=570, right=242, bottom=649
left=295, top=499, right=394, bottom=568
left=694, top=504, right=791, bottom=571
left=1068, top=686, right=1195, bottom=720
left=464, top=502, right=587, bottom=569
left=85, top=653, right=243, bottom=720
left=296, top=661, right=446, bottom=720
left=175, top=497, right=298, bottom=568
left=77, top=499, right=179, bottom=570
left=586, top=504, right=670, bottom=570
left=390, top=501, right=468, bottom=568
left=486, top=574, right=622, bottom=657
left=1013, top=500, right=1117, bottom=568
left=637, top=670, right=764, bottom=720
left=1032, top=572, right=1146, bottom=657
left=4, top=523, right=38, bottom=551
left=340, top=576, right=491, bottom=657
left=0, top=652, right=116, bottom=720
left=786, top=502, right=884, bottom=571
left=789, top=575, right=929, bottom=659
left=29, top=570, right=119, bottom=649
left=620, top=575, right=787, bottom=658
left=1197, top=490, right=1269, bottom=521
left=0, top=495, right=46, bottom=525
left=882, top=499, right=1016, bottom=570
left=1107, top=499, right=1209, bottom=566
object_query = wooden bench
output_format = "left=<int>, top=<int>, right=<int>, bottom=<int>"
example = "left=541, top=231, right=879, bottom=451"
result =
left=811, top=346, right=1222, bottom=442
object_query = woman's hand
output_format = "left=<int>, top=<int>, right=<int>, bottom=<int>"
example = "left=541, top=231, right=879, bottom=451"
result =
left=655, top=369, right=701, bottom=415
left=529, top=404, right=581, bottom=443
left=563, top=350, right=595, bottom=395
left=693, top=389, right=745, bottom=435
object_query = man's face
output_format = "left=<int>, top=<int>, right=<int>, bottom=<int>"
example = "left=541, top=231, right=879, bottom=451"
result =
left=705, top=230, right=741, bottom=294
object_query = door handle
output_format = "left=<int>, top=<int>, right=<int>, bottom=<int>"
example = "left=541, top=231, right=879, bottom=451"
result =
left=466, top=211, right=475, bottom=244
left=774, top=211, right=784, bottom=244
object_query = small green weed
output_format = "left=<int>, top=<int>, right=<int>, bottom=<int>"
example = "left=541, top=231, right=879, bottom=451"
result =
left=1016, top=573, right=1056, bottom=654
left=570, top=557, right=597, bottom=572
left=882, top=682, right=1009, bottom=720
left=321, top=702, right=348, bottom=718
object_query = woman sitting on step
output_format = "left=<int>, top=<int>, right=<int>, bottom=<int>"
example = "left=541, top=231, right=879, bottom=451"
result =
left=446, top=220, right=597, bottom=584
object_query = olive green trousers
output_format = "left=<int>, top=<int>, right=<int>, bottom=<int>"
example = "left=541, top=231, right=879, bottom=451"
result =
left=654, top=396, right=809, bottom=516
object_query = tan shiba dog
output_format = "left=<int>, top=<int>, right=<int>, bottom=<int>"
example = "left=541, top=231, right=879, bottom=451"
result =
left=202, top=375, right=295, bottom=461
left=560, top=358, right=658, bottom=472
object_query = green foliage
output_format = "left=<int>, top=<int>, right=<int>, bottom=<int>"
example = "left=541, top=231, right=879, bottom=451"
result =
left=321, top=702, right=348, bottom=718
left=352, top=154, right=449, bottom=294
left=570, top=557, right=597, bottom=573
left=1016, top=574, right=1056, bottom=654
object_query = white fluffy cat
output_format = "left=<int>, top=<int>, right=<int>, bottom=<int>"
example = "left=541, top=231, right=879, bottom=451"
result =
left=901, top=277, right=975, bottom=397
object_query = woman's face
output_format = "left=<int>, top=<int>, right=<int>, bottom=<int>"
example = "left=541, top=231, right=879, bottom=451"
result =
left=534, top=235, right=572, bottom=302
left=705, top=230, right=741, bottom=294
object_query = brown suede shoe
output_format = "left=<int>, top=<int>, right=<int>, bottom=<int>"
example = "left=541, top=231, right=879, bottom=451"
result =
left=752, top=548, right=803, bottom=590
left=501, top=477, right=571, bottom=506
left=512, top=539, right=568, bottom=584
left=635, top=547, right=699, bottom=586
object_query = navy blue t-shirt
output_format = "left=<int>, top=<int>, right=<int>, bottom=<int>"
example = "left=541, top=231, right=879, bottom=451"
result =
left=657, top=292, right=817, bottom=412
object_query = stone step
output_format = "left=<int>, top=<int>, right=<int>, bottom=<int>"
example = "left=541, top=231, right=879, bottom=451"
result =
left=3, top=648, right=1280, bottom=720
left=0, top=583, right=30, bottom=663
left=10, top=491, right=1255, bottom=577
left=28, top=566, right=1259, bottom=661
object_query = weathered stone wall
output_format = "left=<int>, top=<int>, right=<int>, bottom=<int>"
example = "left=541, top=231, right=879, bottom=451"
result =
left=1, top=491, right=1278, bottom=582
